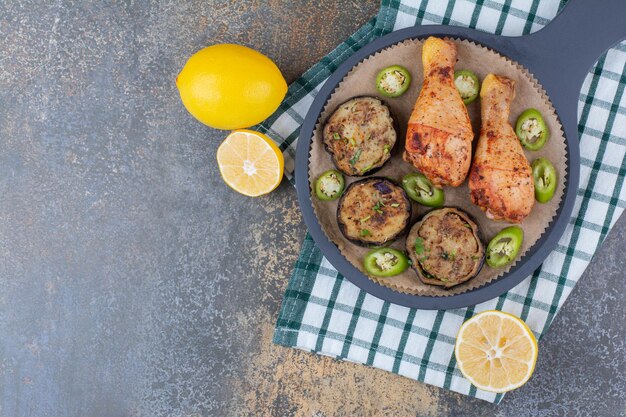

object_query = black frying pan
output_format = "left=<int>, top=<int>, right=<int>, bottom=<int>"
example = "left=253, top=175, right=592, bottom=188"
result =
left=295, top=0, right=626, bottom=309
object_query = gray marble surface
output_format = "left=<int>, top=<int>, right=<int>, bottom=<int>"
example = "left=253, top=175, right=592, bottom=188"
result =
left=0, top=1, right=624, bottom=416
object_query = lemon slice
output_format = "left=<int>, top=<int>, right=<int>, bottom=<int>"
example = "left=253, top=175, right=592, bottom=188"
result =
left=217, top=130, right=284, bottom=197
left=455, top=310, right=538, bottom=393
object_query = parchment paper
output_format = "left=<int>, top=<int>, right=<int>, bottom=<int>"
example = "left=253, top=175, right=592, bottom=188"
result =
left=308, top=38, right=567, bottom=296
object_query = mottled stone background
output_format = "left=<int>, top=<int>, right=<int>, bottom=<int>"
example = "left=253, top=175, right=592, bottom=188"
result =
left=0, top=1, right=624, bottom=416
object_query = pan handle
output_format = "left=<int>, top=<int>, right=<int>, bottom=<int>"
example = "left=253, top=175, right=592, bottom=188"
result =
left=520, top=0, right=626, bottom=92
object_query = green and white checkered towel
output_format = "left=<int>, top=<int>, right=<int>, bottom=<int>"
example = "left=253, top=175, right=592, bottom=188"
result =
left=260, top=0, right=626, bottom=403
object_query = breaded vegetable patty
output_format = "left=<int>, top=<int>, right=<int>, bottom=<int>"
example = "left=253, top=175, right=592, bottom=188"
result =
left=337, top=178, right=411, bottom=246
left=406, top=208, right=485, bottom=288
left=323, top=97, right=397, bottom=176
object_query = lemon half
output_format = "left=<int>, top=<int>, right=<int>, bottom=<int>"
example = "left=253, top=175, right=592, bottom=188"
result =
left=455, top=310, right=538, bottom=393
left=217, top=130, right=284, bottom=197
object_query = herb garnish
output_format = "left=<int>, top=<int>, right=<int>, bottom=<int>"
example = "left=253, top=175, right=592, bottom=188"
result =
left=441, top=250, right=456, bottom=261
left=349, top=149, right=362, bottom=166
left=333, top=132, right=341, bottom=140
left=360, top=229, right=372, bottom=237
left=360, top=215, right=371, bottom=223
left=373, top=200, right=385, bottom=214
left=414, top=237, right=425, bottom=255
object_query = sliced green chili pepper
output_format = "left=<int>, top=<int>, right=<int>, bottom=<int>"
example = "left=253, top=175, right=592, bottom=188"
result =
left=515, top=108, right=549, bottom=151
left=486, top=226, right=524, bottom=268
left=376, top=65, right=412, bottom=98
left=454, top=70, right=480, bottom=105
left=401, top=173, right=444, bottom=207
left=314, top=170, right=345, bottom=201
left=531, top=158, right=557, bottom=203
left=363, top=248, right=409, bottom=277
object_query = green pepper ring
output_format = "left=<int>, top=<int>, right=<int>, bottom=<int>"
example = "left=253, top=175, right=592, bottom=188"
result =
left=515, top=108, right=550, bottom=151
left=401, top=173, right=445, bottom=207
left=375, top=65, right=412, bottom=98
left=454, top=69, right=480, bottom=105
left=363, top=248, right=410, bottom=277
left=314, top=169, right=345, bottom=201
left=486, top=226, right=524, bottom=268
left=531, top=157, right=558, bottom=203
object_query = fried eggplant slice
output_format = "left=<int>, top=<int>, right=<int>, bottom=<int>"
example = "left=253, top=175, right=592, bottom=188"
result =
left=337, top=178, right=411, bottom=246
left=406, top=208, right=485, bottom=288
left=323, top=97, right=397, bottom=176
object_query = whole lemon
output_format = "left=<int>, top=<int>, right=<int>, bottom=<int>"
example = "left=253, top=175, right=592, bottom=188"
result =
left=176, top=44, right=287, bottom=130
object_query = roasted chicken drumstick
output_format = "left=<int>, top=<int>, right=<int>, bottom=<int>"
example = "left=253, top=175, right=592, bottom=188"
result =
left=404, top=37, right=474, bottom=187
left=469, top=74, right=534, bottom=223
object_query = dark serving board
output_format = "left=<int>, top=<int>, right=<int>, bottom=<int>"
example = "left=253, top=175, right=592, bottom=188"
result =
left=295, top=0, right=626, bottom=309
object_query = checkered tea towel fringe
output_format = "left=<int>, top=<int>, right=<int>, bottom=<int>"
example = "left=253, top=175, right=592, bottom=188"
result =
left=261, top=0, right=626, bottom=403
